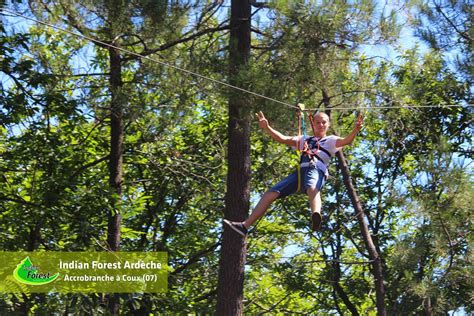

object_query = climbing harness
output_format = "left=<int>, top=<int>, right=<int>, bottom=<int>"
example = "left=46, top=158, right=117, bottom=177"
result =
left=296, top=103, right=306, bottom=193
left=296, top=109, right=337, bottom=185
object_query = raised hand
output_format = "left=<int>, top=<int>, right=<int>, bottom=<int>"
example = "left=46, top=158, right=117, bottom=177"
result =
left=256, top=111, right=269, bottom=130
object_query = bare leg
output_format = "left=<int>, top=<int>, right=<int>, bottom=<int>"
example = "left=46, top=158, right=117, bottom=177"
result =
left=243, top=191, right=280, bottom=228
left=306, top=186, right=321, bottom=214
left=307, top=186, right=322, bottom=231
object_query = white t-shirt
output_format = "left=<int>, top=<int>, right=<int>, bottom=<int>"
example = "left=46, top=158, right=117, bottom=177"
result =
left=291, top=135, right=342, bottom=174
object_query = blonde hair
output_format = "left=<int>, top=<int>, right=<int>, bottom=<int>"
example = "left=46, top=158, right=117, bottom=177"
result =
left=313, top=112, right=330, bottom=124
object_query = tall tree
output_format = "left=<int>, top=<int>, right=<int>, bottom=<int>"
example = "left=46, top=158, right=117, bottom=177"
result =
left=104, top=1, right=125, bottom=313
left=216, top=0, right=251, bottom=314
left=326, top=91, right=386, bottom=315
left=370, top=49, right=472, bottom=315
left=17, top=1, right=229, bottom=313
left=2, top=1, right=471, bottom=314
left=335, top=148, right=386, bottom=315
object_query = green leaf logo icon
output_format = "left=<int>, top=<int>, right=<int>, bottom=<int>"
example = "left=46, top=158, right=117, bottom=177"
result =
left=13, top=257, right=59, bottom=285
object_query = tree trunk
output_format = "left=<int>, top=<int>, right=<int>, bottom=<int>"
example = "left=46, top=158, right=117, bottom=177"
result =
left=324, top=91, right=386, bottom=315
left=336, top=150, right=386, bottom=316
left=107, top=45, right=124, bottom=315
left=216, top=0, right=251, bottom=315
left=107, top=45, right=123, bottom=252
left=331, top=183, right=359, bottom=315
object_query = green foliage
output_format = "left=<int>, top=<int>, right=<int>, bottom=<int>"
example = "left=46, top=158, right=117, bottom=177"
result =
left=414, top=0, right=472, bottom=81
left=0, top=0, right=471, bottom=314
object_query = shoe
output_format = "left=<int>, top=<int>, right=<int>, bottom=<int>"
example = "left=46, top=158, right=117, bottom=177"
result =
left=223, top=219, right=248, bottom=237
left=311, top=212, right=322, bottom=231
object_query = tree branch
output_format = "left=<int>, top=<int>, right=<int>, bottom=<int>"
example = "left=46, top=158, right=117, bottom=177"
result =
left=434, top=2, right=471, bottom=43
left=0, top=194, right=41, bottom=207
left=69, top=155, right=109, bottom=180
left=171, top=242, right=221, bottom=275
left=125, top=24, right=230, bottom=61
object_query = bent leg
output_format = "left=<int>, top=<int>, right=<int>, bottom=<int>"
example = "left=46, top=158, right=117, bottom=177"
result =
left=243, top=191, right=280, bottom=228
left=306, top=186, right=321, bottom=214
left=307, top=186, right=323, bottom=231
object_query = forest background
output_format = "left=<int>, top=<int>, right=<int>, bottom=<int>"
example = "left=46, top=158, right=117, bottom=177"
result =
left=0, top=0, right=472, bottom=315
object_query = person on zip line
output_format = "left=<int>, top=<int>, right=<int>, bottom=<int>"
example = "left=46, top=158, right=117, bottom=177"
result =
left=224, top=110, right=363, bottom=237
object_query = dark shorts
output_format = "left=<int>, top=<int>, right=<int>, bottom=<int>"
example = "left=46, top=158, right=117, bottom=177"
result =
left=269, top=166, right=326, bottom=198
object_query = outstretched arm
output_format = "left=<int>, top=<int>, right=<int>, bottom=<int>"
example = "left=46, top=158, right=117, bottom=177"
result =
left=256, top=111, right=296, bottom=147
left=336, top=113, right=364, bottom=148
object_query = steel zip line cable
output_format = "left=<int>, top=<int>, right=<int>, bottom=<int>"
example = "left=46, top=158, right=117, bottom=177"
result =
left=1, top=8, right=298, bottom=109
left=1, top=8, right=473, bottom=112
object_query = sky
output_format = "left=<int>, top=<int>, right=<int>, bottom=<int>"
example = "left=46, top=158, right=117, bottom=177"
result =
left=1, top=2, right=471, bottom=315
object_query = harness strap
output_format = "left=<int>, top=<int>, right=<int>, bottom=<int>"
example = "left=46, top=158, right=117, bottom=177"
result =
left=318, top=146, right=332, bottom=158
left=303, top=144, right=332, bottom=159
left=307, top=111, right=317, bottom=136
left=301, top=147, right=325, bottom=165
left=296, top=104, right=306, bottom=193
